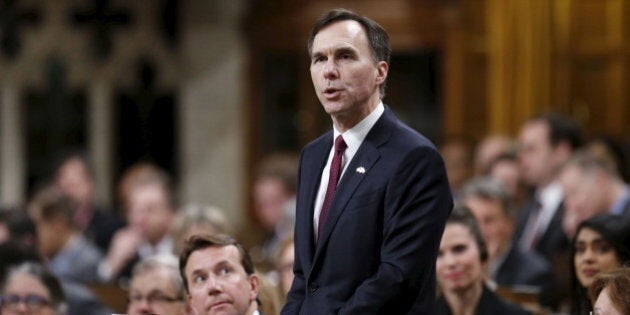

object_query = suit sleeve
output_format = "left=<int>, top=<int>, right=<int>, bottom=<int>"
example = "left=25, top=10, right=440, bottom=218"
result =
left=338, top=146, right=453, bottom=314
left=282, top=249, right=306, bottom=314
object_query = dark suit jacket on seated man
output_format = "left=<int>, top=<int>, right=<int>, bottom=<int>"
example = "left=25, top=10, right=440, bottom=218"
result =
left=282, top=9, right=453, bottom=315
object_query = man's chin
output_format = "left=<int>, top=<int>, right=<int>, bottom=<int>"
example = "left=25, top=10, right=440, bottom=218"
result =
left=207, top=302, right=233, bottom=315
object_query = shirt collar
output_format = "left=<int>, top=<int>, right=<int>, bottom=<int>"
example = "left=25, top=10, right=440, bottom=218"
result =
left=333, top=102, right=384, bottom=151
left=537, top=181, right=563, bottom=207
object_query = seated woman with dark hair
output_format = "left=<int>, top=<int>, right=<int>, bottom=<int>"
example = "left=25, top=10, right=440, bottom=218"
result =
left=570, top=215, right=630, bottom=315
left=1, top=261, right=67, bottom=315
left=435, top=205, right=531, bottom=315
left=589, top=267, right=630, bottom=315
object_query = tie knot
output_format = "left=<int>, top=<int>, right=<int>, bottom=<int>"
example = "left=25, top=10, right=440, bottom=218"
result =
left=334, top=135, right=347, bottom=152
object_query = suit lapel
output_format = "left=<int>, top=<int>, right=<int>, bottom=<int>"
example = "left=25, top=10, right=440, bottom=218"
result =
left=302, top=133, right=333, bottom=266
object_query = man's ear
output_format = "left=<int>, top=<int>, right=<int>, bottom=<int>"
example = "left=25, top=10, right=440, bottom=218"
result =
left=375, top=61, right=388, bottom=85
left=249, top=273, right=260, bottom=300
left=554, top=141, right=572, bottom=161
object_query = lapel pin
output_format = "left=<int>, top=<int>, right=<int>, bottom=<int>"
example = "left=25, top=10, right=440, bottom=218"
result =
left=356, top=166, right=366, bottom=174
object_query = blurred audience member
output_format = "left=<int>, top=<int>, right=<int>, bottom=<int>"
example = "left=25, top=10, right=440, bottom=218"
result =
left=460, top=178, right=552, bottom=305
left=251, top=153, right=298, bottom=264
left=588, top=267, right=630, bottom=315
left=100, top=166, right=177, bottom=283
left=585, top=135, right=629, bottom=183
left=180, top=234, right=261, bottom=315
left=117, top=162, right=162, bottom=217
left=126, top=254, right=186, bottom=315
left=2, top=261, right=112, bottom=315
left=570, top=215, right=630, bottom=315
left=439, top=137, right=474, bottom=197
left=53, top=152, right=124, bottom=251
left=1, top=262, right=67, bottom=315
left=559, top=150, right=630, bottom=237
left=28, top=186, right=102, bottom=284
left=0, top=208, right=10, bottom=244
left=256, top=272, right=281, bottom=315
left=275, top=234, right=295, bottom=297
left=0, top=242, right=41, bottom=284
left=474, top=134, right=515, bottom=176
left=171, top=204, right=232, bottom=255
left=0, top=207, right=37, bottom=249
left=487, top=153, right=529, bottom=209
left=516, top=114, right=582, bottom=260
left=435, top=205, right=531, bottom=315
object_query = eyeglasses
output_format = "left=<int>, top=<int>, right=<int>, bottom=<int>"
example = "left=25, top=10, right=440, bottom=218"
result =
left=0, top=294, right=51, bottom=311
left=128, top=294, right=182, bottom=306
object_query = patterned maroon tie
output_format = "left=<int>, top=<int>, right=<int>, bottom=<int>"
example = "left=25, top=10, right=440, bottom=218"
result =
left=318, top=135, right=347, bottom=239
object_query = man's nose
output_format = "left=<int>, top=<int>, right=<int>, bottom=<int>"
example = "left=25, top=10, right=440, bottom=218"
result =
left=207, top=277, right=223, bottom=294
left=323, top=59, right=338, bottom=79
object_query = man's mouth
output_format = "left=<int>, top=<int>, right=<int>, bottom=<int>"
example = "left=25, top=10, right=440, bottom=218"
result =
left=323, top=87, right=341, bottom=97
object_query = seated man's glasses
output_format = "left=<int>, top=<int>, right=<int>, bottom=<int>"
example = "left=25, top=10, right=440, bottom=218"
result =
left=0, top=294, right=51, bottom=311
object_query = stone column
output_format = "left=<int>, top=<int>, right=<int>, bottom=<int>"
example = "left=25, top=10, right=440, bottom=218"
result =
left=89, top=80, right=113, bottom=207
left=0, top=83, right=25, bottom=207
left=179, top=0, right=247, bottom=229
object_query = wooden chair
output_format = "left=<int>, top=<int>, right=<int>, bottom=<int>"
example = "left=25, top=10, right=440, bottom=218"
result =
left=86, top=283, right=128, bottom=314
left=496, top=285, right=548, bottom=315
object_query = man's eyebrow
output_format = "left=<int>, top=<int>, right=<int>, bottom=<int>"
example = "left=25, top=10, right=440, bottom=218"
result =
left=311, top=45, right=357, bottom=57
left=311, top=51, right=324, bottom=59
left=335, top=47, right=357, bottom=55
left=215, top=260, right=234, bottom=268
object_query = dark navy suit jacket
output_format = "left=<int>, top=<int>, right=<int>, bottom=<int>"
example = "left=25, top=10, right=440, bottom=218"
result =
left=282, top=107, right=453, bottom=315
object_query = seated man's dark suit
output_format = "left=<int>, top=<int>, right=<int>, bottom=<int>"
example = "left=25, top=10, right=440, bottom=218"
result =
left=514, top=200, right=569, bottom=261
left=493, top=244, right=553, bottom=307
left=283, top=107, right=453, bottom=315
left=514, top=200, right=570, bottom=309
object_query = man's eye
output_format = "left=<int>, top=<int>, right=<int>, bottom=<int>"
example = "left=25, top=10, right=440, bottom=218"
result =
left=193, top=275, right=206, bottom=283
left=219, top=268, right=231, bottom=276
left=313, top=56, right=325, bottom=63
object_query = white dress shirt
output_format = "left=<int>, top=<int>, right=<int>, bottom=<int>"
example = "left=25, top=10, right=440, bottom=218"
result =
left=519, top=182, right=563, bottom=251
left=313, top=102, right=384, bottom=238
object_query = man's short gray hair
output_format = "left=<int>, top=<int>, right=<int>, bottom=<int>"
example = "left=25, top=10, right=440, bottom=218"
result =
left=131, top=254, right=184, bottom=299
left=460, top=177, right=516, bottom=218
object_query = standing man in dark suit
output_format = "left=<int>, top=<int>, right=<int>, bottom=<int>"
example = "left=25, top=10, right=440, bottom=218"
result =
left=282, top=9, right=453, bottom=315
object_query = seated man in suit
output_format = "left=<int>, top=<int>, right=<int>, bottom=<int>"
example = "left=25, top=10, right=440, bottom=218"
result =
left=516, top=114, right=582, bottom=260
left=28, top=185, right=103, bottom=284
left=54, top=151, right=124, bottom=252
left=559, top=150, right=630, bottom=237
left=179, top=234, right=261, bottom=315
left=99, top=166, right=177, bottom=282
left=460, top=178, right=553, bottom=307
left=127, top=254, right=187, bottom=315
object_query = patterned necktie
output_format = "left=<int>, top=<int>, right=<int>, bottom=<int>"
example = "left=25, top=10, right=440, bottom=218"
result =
left=318, top=135, right=347, bottom=239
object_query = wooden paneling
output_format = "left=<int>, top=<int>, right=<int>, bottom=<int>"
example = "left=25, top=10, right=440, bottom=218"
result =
left=245, top=0, right=630, bottom=154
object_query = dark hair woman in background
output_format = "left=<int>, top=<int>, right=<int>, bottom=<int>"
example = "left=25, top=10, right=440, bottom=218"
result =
left=570, top=214, right=630, bottom=315
left=435, top=205, right=531, bottom=315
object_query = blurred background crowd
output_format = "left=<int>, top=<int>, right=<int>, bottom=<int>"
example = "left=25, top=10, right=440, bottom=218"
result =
left=1, top=1, right=630, bottom=315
